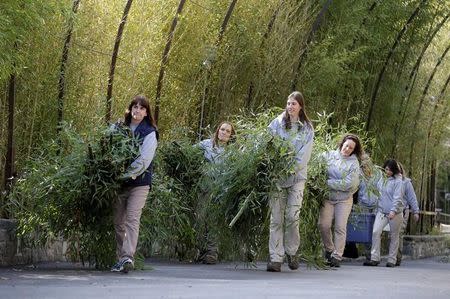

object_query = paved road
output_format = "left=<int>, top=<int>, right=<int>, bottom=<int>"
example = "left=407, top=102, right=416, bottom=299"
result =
left=1, top=257, right=449, bottom=299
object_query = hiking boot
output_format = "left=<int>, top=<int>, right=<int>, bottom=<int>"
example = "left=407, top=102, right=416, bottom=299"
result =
left=386, top=262, right=396, bottom=268
left=287, top=255, right=299, bottom=270
left=203, top=251, right=218, bottom=265
left=363, top=260, right=380, bottom=266
left=328, top=257, right=341, bottom=268
left=266, top=261, right=282, bottom=272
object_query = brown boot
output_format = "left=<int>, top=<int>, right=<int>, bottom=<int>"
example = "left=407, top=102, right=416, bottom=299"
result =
left=203, top=251, right=218, bottom=264
left=266, top=261, right=282, bottom=272
left=287, top=255, right=299, bottom=270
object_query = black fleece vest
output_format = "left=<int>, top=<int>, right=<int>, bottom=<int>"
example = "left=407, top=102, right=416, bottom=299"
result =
left=124, top=120, right=157, bottom=187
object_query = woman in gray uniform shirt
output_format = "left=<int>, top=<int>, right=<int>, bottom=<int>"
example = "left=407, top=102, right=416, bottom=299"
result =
left=266, top=91, right=314, bottom=272
left=364, top=159, right=404, bottom=267
left=197, top=121, right=235, bottom=264
left=319, top=133, right=362, bottom=267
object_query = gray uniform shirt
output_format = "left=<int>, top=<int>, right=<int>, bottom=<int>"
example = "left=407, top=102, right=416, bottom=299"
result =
left=324, top=150, right=360, bottom=201
left=198, top=138, right=225, bottom=164
left=268, top=113, right=314, bottom=187
left=377, top=175, right=404, bottom=214
left=402, top=177, right=419, bottom=214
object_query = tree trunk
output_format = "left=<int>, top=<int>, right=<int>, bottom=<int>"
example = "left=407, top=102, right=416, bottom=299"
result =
left=56, top=0, right=81, bottom=151
left=408, top=42, right=450, bottom=175
left=154, top=0, right=187, bottom=125
left=365, top=0, right=427, bottom=132
left=391, top=12, right=449, bottom=156
left=291, top=0, right=333, bottom=91
left=4, top=73, right=16, bottom=191
left=106, top=0, right=133, bottom=124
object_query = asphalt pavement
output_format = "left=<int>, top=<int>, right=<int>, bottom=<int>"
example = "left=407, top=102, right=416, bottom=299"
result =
left=1, top=256, right=449, bottom=299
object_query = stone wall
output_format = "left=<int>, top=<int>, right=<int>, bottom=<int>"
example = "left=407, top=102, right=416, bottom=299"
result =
left=0, top=219, right=67, bottom=266
left=402, top=235, right=450, bottom=259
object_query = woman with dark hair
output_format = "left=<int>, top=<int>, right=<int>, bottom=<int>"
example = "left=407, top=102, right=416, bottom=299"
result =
left=318, top=133, right=362, bottom=267
left=364, top=159, right=404, bottom=267
left=110, top=95, right=159, bottom=273
left=266, top=91, right=314, bottom=272
left=197, top=121, right=235, bottom=264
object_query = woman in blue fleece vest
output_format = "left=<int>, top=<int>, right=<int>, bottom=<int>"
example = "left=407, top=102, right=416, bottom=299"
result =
left=266, top=91, right=314, bottom=272
left=111, top=95, right=158, bottom=273
left=319, top=133, right=362, bottom=267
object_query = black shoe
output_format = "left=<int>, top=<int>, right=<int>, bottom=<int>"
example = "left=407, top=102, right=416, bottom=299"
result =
left=266, top=261, right=282, bottom=272
left=386, top=262, right=395, bottom=268
left=363, top=260, right=379, bottom=266
left=325, top=251, right=332, bottom=262
left=287, top=255, right=299, bottom=270
left=329, top=257, right=341, bottom=268
left=395, top=258, right=401, bottom=266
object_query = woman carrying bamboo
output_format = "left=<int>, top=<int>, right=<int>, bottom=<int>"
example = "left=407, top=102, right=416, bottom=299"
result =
left=266, top=91, right=314, bottom=272
left=110, top=95, right=159, bottom=273
left=197, top=121, right=236, bottom=264
left=318, top=133, right=362, bottom=267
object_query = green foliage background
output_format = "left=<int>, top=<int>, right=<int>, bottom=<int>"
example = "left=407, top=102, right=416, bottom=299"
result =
left=1, top=0, right=450, bottom=262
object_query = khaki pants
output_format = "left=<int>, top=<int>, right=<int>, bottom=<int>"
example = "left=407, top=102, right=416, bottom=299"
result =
left=113, top=185, right=150, bottom=260
left=397, top=208, right=409, bottom=261
left=318, top=197, right=353, bottom=260
left=370, top=211, right=402, bottom=264
left=269, top=181, right=305, bottom=263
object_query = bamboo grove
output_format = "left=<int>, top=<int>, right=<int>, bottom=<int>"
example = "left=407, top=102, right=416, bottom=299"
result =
left=1, top=0, right=450, bottom=259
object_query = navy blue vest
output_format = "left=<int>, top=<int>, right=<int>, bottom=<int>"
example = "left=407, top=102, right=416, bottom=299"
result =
left=124, top=120, right=157, bottom=188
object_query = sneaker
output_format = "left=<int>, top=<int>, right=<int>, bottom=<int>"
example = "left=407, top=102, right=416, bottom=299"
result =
left=363, top=260, right=380, bottom=266
left=325, top=251, right=332, bottom=262
left=328, top=257, right=340, bottom=268
left=386, top=262, right=395, bottom=268
left=266, top=261, right=282, bottom=272
left=122, top=258, right=134, bottom=273
left=286, top=255, right=299, bottom=270
left=111, top=258, right=134, bottom=273
left=110, top=261, right=123, bottom=272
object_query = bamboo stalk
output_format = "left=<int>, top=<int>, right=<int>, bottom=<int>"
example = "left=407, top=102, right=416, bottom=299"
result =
left=154, top=0, right=187, bottom=125
left=365, top=0, right=427, bottom=132
left=57, top=0, right=81, bottom=138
